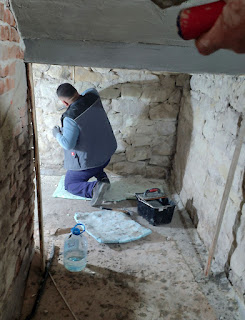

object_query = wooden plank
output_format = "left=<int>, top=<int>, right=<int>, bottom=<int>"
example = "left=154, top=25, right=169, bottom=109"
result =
left=26, top=63, right=45, bottom=272
left=205, top=117, right=245, bottom=276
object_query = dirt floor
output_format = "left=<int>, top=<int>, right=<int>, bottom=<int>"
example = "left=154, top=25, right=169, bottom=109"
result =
left=20, top=174, right=244, bottom=320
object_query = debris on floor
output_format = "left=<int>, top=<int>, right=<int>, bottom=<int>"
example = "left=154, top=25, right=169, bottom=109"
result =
left=20, top=175, right=243, bottom=320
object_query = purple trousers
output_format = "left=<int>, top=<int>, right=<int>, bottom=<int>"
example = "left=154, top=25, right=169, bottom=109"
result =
left=65, top=159, right=110, bottom=198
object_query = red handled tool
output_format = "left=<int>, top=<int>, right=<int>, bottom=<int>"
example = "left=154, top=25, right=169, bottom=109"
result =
left=177, top=0, right=226, bottom=40
left=151, top=0, right=226, bottom=41
left=145, top=188, right=161, bottom=193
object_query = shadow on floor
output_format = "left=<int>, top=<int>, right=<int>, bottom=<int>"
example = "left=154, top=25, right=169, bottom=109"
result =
left=21, top=175, right=241, bottom=320
left=23, top=247, right=143, bottom=320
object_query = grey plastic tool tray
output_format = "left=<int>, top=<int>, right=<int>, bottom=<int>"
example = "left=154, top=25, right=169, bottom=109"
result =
left=135, top=189, right=175, bottom=226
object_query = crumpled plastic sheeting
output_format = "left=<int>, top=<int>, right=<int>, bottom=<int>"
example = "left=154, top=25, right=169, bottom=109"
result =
left=75, top=210, right=152, bottom=244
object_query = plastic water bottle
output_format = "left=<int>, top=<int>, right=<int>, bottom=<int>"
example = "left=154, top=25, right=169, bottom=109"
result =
left=63, top=223, right=87, bottom=272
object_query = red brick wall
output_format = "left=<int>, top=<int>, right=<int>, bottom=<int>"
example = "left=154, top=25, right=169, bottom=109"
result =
left=0, top=1, right=35, bottom=319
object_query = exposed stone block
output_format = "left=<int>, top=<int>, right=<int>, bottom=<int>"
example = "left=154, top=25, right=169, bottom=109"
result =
left=121, top=83, right=142, bottom=99
left=91, top=68, right=120, bottom=84
left=135, top=124, right=157, bottom=136
left=123, top=116, right=138, bottom=128
left=159, top=75, right=176, bottom=89
left=152, top=135, right=176, bottom=156
left=110, top=153, right=126, bottom=164
left=141, top=85, right=173, bottom=103
left=126, top=146, right=151, bottom=162
left=107, top=110, right=123, bottom=127
left=32, top=64, right=50, bottom=78
left=115, top=138, right=128, bottom=153
left=112, top=69, right=159, bottom=82
left=99, top=86, right=121, bottom=99
left=100, top=99, right=112, bottom=113
left=120, top=126, right=136, bottom=145
left=73, top=82, right=95, bottom=95
left=75, top=67, right=102, bottom=83
left=111, top=99, right=149, bottom=117
left=168, top=89, right=182, bottom=104
left=131, top=134, right=153, bottom=147
left=156, top=121, right=177, bottom=136
left=176, top=73, right=190, bottom=88
left=149, top=102, right=179, bottom=121
left=113, top=161, right=146, bottom=176
left=47, top=65, right=73, bottom=80
left=149, top=155, right=170, bottom=166
left=145, top=165, right=168, bottom=179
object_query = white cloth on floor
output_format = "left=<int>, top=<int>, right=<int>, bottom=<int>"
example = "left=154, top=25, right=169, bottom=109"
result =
left=75, top=210, right=152, bottom=243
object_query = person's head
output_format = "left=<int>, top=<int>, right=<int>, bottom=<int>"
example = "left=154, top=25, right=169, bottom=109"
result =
left=56, top=83, right=80, bottom=107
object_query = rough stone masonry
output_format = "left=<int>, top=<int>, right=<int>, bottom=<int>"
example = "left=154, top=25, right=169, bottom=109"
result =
left=33, top=65, right=245, bottom=302
left=32, top=64, right=190, bottom=179
left=173, top=74, right=245, bottom=302
left=0, top=1, right=35, bottom=319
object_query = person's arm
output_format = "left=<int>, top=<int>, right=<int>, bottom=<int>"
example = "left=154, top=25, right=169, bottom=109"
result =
left=195, top=0, right=245, bottom=55
left=54, top=117, right=79, bottom=150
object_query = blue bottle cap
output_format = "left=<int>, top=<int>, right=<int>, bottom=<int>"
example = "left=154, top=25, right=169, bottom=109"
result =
left=71, top=223, right=85, bottom=235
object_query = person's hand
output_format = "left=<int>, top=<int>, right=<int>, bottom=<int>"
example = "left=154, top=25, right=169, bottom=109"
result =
left=195, top=0, right=245, bottom=55
left=52, top=126, right=61, bottom=138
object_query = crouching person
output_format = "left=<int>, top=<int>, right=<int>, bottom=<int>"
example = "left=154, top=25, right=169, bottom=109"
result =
left=52, top=83, right=117, bottom=206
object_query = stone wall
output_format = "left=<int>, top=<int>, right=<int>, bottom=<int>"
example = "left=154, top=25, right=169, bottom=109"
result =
left=172, top=74, right=245, bottom=301
left=33, top=64, right=189, bottom=178
left=0, top=1, right=35, bottom=319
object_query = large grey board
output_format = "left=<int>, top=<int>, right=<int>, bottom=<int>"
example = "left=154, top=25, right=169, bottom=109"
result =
left=24, top=39, right=245, bottom=75
left=12, top=0, right=206, bottom=47
left=13, top=0, right=245, bottom=74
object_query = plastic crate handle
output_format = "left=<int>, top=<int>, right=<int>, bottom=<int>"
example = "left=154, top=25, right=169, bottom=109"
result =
left=144, top=188, right=162, bottom=197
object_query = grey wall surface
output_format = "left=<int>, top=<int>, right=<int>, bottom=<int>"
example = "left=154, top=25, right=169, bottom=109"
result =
left=11, top=0, right=245, bottom=74
left=172, top=73, right=245, bottom=301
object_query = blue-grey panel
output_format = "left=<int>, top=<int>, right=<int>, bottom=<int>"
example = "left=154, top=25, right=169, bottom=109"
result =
left=24, top=39, right=245, bottom=75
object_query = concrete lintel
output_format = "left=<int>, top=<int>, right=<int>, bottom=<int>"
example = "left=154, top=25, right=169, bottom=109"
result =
left=24, top=39, right=245, bottom=75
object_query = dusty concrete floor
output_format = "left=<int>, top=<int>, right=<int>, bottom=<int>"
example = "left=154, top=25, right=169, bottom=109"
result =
left=21, top=174, right=244, bottom=320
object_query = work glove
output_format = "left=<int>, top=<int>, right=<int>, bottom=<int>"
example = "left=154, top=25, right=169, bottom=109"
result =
left=52, top=126, right=61, bottom=138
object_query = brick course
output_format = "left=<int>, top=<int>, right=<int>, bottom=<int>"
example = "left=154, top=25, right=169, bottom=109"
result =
left=0, top=1, right=35, bottom=319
